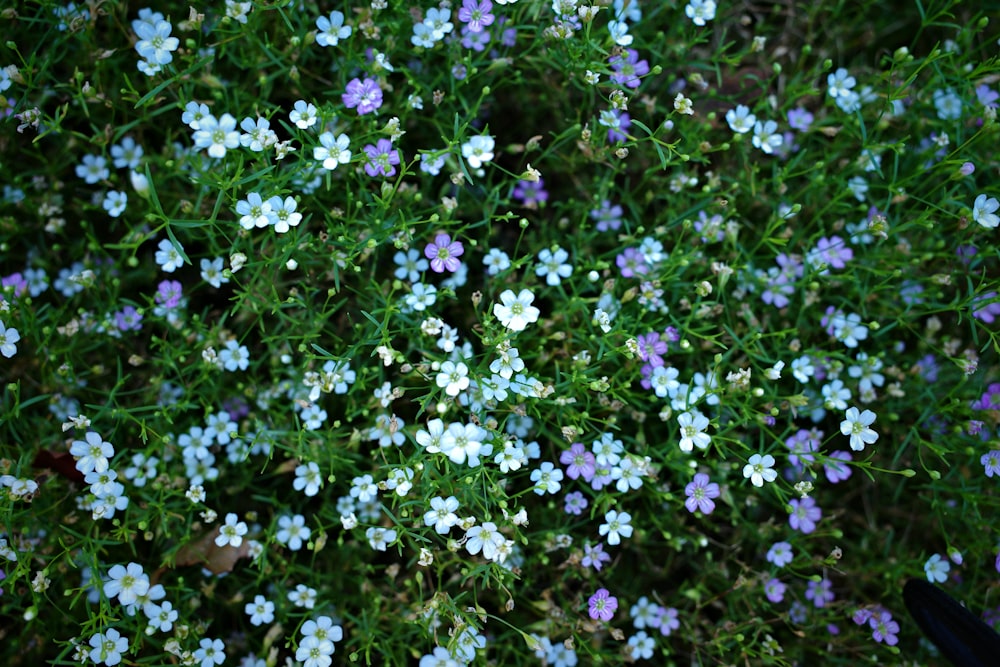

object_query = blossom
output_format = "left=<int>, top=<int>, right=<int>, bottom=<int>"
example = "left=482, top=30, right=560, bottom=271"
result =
left=530, top=461, right=564, bottom=495
left=219, top=339, right=249, bottom=371
left=70, top=431, right=114, bottom=474
left=982, top=451, right=1000, bottom=478
left=314, top=132, right=352, bottom=171
left=493, top=288, right=540, bottom=332
left=535, top=246, right=573, bottom=285
left=483, top=248, right=511, bottom=275
left=684, top=473, right=720, bottom=513
left=972, top=194, right=1000, bottom=229
left=134, top=18, right=179, bottom=66
left=293, top=461, right=323, bottom=496
left=465, top=521, right=504, bottom=561
left=588, top=588, right=618, bottom=621
left=599, top=510, right=633, bottom=546
left=458, top=0, right=494, bottom=32
left=827, top=68, right=856, bottom=98
left=192, top=113, right=240, bottom=158
left=627, top=631, right=656, bottom=660
left=104, top=562, right=150, bottom=606
left=677, top=410, right=711, bottom=452
left=461, top=135, right=495, bottom=168
left=245, top=595, right=275, bottom=626
left=436, top=360, right=470, bottom=396
left=743, top=453, right=778, bottom=487
left=870, top=610, right=899, bottom=645
left=316, top=11, right=351, bottom=47
left=89, top=628, right=129, bottom=666
left=424, top=495, right=460, bottom=534
left=363, top=139, right=400, bottom=177
left=766, top=541, right=794, bottom=567
left=924, top=553, right=950, bottom=583
left=236, top=192, right=273, bottom=229
left=276, top=514, right=311, bottom=551
left=268, top=196, right=302, bottom=233
left=764, top=578, right=786, bottom=604
left=240, top=116, right=277, bottom=152
left=788, top=497, right=821, bottom=534
left=805, top=577, right=835, bottom=608
left=752, top=120, right=783, bottom=154
left=840, top=407, right=878, bottom=451
left=0, top=320, right=20, bottom=358
left=685, top=0, right=717, bottom=25
left=343, top=77, right=383, bottom=115
left=76, top=154, right=109, bottom=184
left=194, top=637, right=226, bottom=667
left=290, top=100, right=318, bottom=129
left=424, top=233, right=465, bottom=273
left=560, top=443, right=596, bottom=481
left=216, top=512, right=249, bottom=547
left=366, top=526, right=396, bottom=551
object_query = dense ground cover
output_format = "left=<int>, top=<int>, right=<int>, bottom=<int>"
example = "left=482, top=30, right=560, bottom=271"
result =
left=2, top=0, right=1000, bottom=665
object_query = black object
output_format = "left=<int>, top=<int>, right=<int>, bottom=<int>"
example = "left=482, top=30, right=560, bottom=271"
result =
left=903, top=578, right=1000, bottom=666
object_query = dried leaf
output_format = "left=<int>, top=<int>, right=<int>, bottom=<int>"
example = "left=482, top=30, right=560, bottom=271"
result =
left=174, top=527, right=250, bottom=575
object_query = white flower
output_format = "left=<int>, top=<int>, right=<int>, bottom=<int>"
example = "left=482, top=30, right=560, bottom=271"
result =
left=192, top=113, right=240, bottom=159
left=726, top=104, right=756, bottom=133
left=155, top=238, right=185, bottom=272
left=245, top=595, right=275, bottom=626
left=535, top=246, right=573, bottom=286
left=436, top=360, right=470, bottom=397
left=276, top=514, right=311, bottom=551
left=840, top=406, right=878, bottom=451
left=89, top=628, right=129, bottom=667
left=314, top=132, right=351, bottom=170
left=461, top=134, right=495, bottom=169
left=267, top=195, right=302, bottom=233
left=316, top=10, right=352, bottom=47
left=104, top=561, right=150, bottom=606
left=493, top=289, right=540, bottom=332
left=440, top=421, right=492, bottom=467
left=219, top=339, right=249, bottom=371
left=973, top=194, right=1000, bottom=229
left=685, top=0, right=716, bottom=25
left=742, top=453, right=777, bottom=487
left=466, top=521, right=505, bottom=561
left=751, top=120, right=783, bottom=154
left=424, top=495, right=460, bottom=534
left=599, top=510, right=633, bottom=545
left=530, top=461, right=564, bottom=495
left=677, top=410, right=711, bottom=452
left=415, top=418, right=446, bottom=454
left=290, top=100, right=318, bottom=129
left=0, top=320, right=20, bottom=358
left=366, top=526, right=396, bottom=551
left=200, top=257, right=229, bottom=288
left=924, top=553, right=950, bottom=583
left=70, top=431, right=114, bottom=474
left=293, top=461, right=323, bottom=496
left=827, top=68, right=856, bottom=98
left=216, top=512, right=249, bottom=547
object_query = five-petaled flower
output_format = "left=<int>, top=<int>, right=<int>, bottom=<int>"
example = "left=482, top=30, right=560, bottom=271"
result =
left=840, top=407, right=878, bottom=451
left=588, top=588, right=619, bottom=621
left=424, top=233, right=465, bottom=273
left=493, top=289, right=540, bottom=332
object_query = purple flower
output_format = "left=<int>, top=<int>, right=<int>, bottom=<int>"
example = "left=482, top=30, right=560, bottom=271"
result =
left=655, top=607, right=679, bottom=636
left=424, top=233, right=465, bottom=273
left=342, top=77, right=383, bottom=115
left=460, top=26, right=491, bottom=51
left=512, top=177, right=548, bottom=207
left=973, top=292, right=1000, bottom=324
left=589, top=465, right=613, bottom=491
left=973, top=383, right=1000, bottom=410
left=853, top=608, right=874, bottom=625
left=588, top=588, right=618, bottom=621
left=560, top=443, right=596, bottom=481
left=582, top=543, right=610, bottom=571
left=788, top=497, right=821, bottom=534
left=785, top=428, right=821, bottom=468
left=766, top=541, right=794, bottom=567
left=609, top=49, right=649, bottom=89
left=684, top=473, right=720, bottom=514
left=605, top=109, right=631, bottom=143
left=114, top=305, right=143, bottom=332
left=812, top=235, right=854, bottom=269
left=764, top=578, right=786, bottom=603
left=616, top=247, right=648, bottom=278
left=960, top=161, right=976, bottom=176
left=982, top=451, right=1000, bottom=478
left=458, top=0, right=494, bottom=33
left=824, top=450, right=853, bottom=483
left=2, top=272, right=27, bottom=297
left=869, top=610, right=899, bottom=646
left=976, top=84, right=999, bottom=108
left=363, top=139, right=400, bottom=177
left=563, top=490, right=588, bottom=515
left=637, top=332, right=667, bottom=365
left=805, top=577, right=835, bottom=608
left=787, top=107, right=814, bottom=131
left=590, top=200, right=623, bottom=232
left=156, top=280, right=183, bottom=308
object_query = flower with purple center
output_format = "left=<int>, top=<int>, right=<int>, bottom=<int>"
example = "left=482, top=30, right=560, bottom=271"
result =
left=805, top=577, right=835, bottom=608
left=342, top=77, right=383, bottom=115
left=457, top=0, right=494, bottom=33
left=582, top=542, right=610, bottom=571
left=684, top=473, right=720, bottom=514
left=588, top=588, right=618, bottom=621
left=560, top=442, right=596, bottom=481
left=424, top=233, right=465, bottom=273
left=362, top=139, right=400, bottom=177
left=764, top=578, right=786, bottom=603
left=789, top=496, right=822, bottom=534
